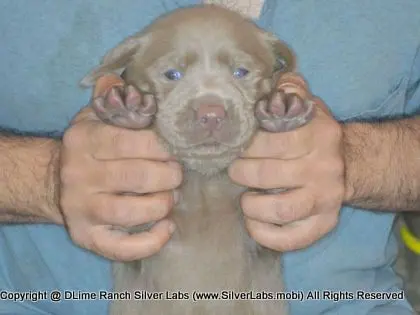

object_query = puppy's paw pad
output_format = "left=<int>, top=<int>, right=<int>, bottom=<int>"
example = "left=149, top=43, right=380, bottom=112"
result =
left=124, top=85, right=142, bottom=110
left=92, top=85, right=157, bottom=129
left=256, top=90, right=314, bottom=132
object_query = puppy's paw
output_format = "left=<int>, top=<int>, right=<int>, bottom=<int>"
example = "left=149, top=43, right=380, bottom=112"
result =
left=256, top=88, right=314, bottom=133
left=92, top=85, right=157, bottom=129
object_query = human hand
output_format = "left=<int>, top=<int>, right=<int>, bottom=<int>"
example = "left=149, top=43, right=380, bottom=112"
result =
left=59, top=75, right=182, bottom=261
left=229, top=73, right=344, bottom=251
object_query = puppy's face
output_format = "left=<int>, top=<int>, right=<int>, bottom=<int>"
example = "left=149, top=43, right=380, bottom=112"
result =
left=82, top=5, right=295, bottom=174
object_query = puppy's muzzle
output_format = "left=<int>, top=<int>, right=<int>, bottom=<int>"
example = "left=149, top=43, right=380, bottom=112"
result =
left=196, top=103, right=226, bottom=132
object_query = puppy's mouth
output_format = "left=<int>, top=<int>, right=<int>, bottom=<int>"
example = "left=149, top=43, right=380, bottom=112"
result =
left=174, top=142, right=238, bottom=160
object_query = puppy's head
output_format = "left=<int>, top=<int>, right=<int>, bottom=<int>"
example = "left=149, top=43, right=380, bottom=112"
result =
left=82, top=5, right=295, bottom=175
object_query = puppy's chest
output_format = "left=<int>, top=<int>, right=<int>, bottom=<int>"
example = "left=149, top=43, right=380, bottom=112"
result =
left=145, top=173, right=250, bottom=290
left=163, top=173, right=246, bottom=255
left=170, top=172, right=246, bottom=248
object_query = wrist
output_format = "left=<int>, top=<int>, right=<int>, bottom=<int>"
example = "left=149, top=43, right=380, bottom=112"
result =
left=341, top=119, right=411, bottom=210
left=341, top=122, right=362, bottom=205
left=41, top=138, right=64, bottom=224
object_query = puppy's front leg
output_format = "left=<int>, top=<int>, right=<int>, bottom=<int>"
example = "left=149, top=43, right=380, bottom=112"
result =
left=92, top=84, right=157, bottom=129
left=256, top=74, right=315, bottom=133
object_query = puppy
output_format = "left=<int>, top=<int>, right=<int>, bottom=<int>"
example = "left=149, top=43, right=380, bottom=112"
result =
left=82, top=4, right=314, bottom=315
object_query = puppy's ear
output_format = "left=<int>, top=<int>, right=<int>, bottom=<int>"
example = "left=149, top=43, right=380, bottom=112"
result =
left=80, top=33, right=151, bottom=87
left=259, top=31, right=296, bottom=74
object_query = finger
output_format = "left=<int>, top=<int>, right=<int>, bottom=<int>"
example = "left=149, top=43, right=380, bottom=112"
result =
left=97, top=159, right=182, bottom=193
left=229, top=158, right=310, bottom=189
left=71, top=75, right=126, bottom=125
left=240, top=128, right=313, bottom=159
left=241, top=189, right=315, bottom=225
left=89, top=191, right=175, bottom=227
left=71, top=106, right=100, bottom=125
left=94, top=74, right=125, bottom=98
left=245, top=213, right=338, bottom=252
left=85, top=126, right=172, bottom=160
left=88, top=219, right=175, bottom=261
left=276, top=72, right=311, bottom=101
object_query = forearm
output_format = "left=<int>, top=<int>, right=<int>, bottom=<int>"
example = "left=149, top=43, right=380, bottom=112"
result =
left=0, top=133, right=63, bottom=224
left=343, top=116, right=420, bottom=211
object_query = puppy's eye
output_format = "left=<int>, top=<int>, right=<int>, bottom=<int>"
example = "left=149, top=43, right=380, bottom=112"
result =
left=164, top=69, right=183, bottom=81
left=233, top=67, right=249, bottom=78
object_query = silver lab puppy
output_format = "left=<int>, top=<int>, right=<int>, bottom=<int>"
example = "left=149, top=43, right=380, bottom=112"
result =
left=82, top=4, right=314, bottom=315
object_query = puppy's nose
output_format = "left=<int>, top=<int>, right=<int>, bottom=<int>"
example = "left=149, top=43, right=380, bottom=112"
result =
left=196, top=104, right=226, bottom=131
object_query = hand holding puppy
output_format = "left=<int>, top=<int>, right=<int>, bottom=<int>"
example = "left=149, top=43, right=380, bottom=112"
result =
left=229, top=73, right=345, bottom=252
left=59, top=75, right=182, bottom=261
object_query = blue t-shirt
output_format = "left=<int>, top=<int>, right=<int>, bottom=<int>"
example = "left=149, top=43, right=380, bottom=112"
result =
left=1, top=1, right=420, bottom=314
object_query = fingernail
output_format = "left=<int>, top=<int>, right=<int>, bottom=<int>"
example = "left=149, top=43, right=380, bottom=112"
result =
left=173, top=189, right=180, bottom=204
left=168, top=221, right=176, bottom=234
left=94, top=74, right=125, bottom=97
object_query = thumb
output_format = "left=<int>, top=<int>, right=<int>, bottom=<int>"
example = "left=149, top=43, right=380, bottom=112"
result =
left=72, top=74, right=126, bottom=124
left=93, top=74, right=125, bottom=98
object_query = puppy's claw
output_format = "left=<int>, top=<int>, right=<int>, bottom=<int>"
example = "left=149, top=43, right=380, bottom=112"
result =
left=108, top=86, right=126, bottom=109
left=140, top=94, right=158, bottom=117
left=124, top=85, right=142, bottom=110
left=284, top=94, right=304, bottom=118
left=256, top=90, right=315, bottom=132
left=268, top=90, right=287, bottom=116
left=91, top=84, right=157, bottom=129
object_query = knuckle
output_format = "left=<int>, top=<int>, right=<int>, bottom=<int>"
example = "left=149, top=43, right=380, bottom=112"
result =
left=88, top=230, right=112, bottom=259
left=67, top=226, right=88, bottom=248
